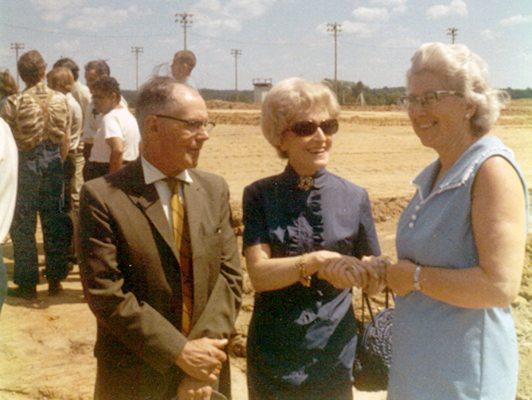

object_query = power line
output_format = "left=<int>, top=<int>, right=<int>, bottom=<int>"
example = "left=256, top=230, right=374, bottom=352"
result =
left=175, top=13, right=193, bottom=50
left=230, top=49, right=242, bottom=100
left=10, top=42, right=25, bottom=86
left=327, top=22, right=341, bottom=94
left=447, top=27, right=458, bottom=44
left=131, top=46, right=143, bottom=90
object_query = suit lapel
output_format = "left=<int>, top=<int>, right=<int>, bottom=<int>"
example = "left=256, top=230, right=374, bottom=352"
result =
left=184, top=175, right=209, bottom=325
left=125, top=161, right=180, bottom=261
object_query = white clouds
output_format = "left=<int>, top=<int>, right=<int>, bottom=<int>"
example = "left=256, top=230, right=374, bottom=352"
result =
left=191, top=0, right=277, bottom=34
left=499, top=14, right=532, bottom=27
left=330, top=1, right=398, bottom=38
left=480, top=29, right=505, bottom=41
left=370, top=0, right=407, bottom=14
left=352, top=7, right=389, bottom=22
left=31, top=0, right=86, bottom=22
left=65, top=5, right=145, bottom=32
left=54, top=39, right=80, bottom=53
left=426, top=0, right=467, bottom=20
left=340, top=21, right=376, bottom=37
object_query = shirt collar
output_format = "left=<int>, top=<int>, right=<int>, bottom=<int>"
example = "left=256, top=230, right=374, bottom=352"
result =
left=141, top=156, right=193, bottom=185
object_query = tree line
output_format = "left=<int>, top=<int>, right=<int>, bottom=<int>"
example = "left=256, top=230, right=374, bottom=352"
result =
left=122, top=82, right=532, bottom=107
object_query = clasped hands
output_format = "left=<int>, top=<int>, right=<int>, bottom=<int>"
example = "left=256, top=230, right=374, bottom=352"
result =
left=175, top=337, right=228, bottom=400
left=310, top=250, right=391, bottom=295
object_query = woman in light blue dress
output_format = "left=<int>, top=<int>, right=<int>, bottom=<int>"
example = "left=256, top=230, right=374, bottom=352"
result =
left=386, top=42, right=528, bottom=400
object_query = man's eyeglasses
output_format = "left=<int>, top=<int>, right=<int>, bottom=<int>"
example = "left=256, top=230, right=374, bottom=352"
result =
left=155, top=114, right=216, bottom=133
left=399, top=91, right=463, bottom=108
left=286, top=119, right=339, bottom=137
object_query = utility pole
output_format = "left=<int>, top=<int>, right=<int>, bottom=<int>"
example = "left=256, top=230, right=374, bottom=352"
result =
left=131, top=46, right=143, bottom=90
left=175, top=13, right=193, bottom=50
left=10, top=42, right=25, bottom=86
left=231, top=49, right=242, bottom=101
left=447, top=27, right=458, bottom=44
left=327, top=23, right=342, bottom=96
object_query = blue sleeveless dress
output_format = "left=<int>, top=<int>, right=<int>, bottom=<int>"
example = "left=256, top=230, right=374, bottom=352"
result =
left=243, top=165, right=381, bottom=400
left=389, top=135, right=529, bottom=400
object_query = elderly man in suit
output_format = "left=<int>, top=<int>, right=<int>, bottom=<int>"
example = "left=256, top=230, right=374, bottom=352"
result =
left=79, top=76, right=242, bottom=400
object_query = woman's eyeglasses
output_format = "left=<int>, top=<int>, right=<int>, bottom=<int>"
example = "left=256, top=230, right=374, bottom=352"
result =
left=155, top=114, right=216, bottom=133
left=399, top=91, right=463, bottom=108
left=287, top=119, right=339, bottom=137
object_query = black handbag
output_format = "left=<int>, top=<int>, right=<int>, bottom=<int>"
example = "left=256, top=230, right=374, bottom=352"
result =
left=353, top=289, right=394, bottom=391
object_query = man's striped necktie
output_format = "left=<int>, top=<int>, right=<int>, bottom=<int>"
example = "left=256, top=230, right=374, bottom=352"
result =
left=166, top=178, right=194, bottom=335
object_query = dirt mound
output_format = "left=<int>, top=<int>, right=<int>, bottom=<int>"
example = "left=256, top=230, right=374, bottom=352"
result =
left=229, top=196, right=409, bottom=237
left=371, top=196, right=410, bottom=222
left=210, top=111, right=261, bottom=126
left=207, top=100, right=260, bottom=110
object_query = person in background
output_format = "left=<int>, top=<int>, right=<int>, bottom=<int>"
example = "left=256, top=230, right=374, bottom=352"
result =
left=242, top=77, right=386, bottom=400
left=0, top=69, right=19, bottom=109
left=81, top=59, right=128, bottom=165
left=1, top=50, right=71, bottom=299
left=53, top=58, right=91, bottom=121
left=171, top=50, right=197, bottom=87
left=386, top=42, right=528, bottom=400
left=53, top=58, right=90, bottom=249
left=47, top=66, right=83, bottom=265
left=0, top=118, right=18, bottom=312
left=83, top=76, right=140, bottom=181
left=80, top=76, right=242, bottom=400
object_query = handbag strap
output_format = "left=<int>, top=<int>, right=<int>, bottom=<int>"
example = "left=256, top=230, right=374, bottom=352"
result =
left=361, top=288, right=395, bottom=325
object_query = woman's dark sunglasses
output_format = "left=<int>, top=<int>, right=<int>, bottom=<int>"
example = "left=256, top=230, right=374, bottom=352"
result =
left=288, top=119, right=339, bottom=137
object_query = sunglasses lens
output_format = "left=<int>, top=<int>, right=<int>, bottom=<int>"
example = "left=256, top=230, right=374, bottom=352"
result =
left=291, top=121, right=317, bottom=136
left=320, top=119, right=339, bottom=135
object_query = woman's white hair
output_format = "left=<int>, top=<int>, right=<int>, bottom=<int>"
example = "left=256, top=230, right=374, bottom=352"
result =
left=407, top=42, right=509, bottom=136
left=261, top=77, right=340, bottom=158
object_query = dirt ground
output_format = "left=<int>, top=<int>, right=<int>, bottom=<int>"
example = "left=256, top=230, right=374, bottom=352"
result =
left=1, top=100, right=531, bottom=400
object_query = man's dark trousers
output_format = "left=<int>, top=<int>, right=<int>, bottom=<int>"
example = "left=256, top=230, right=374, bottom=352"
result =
left=10, top=141, right=72, bottom=287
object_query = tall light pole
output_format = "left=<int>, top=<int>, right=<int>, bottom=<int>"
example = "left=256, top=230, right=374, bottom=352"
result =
left=327, top=23, right=342, bottom=95
left=10, top=42, right=25, bottom=86
left=447, top=27, right=458, bottom=44
left=231, top=49, right=242, bottom=101
left=131, top=46, right=143, bottom=90
left=175, top=13, right=193, bottom=50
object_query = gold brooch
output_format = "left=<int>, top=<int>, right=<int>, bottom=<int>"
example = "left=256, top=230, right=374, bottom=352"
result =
left=297, top=176, right=314, bottom=191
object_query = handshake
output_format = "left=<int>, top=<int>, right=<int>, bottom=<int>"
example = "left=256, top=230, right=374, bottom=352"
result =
left=304, top=250, right=392, bottom=295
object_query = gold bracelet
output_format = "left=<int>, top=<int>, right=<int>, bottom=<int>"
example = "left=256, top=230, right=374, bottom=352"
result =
left=296, top=254, right=312, bottom=287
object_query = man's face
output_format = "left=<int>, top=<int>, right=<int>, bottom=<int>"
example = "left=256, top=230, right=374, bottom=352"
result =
left=92, top=89, right=118, bottom=115
left=85, top=68, right=100, bottom=92
left=171, top=60, right=191, bottom=83
left=143, top=90, right=209, bottom=176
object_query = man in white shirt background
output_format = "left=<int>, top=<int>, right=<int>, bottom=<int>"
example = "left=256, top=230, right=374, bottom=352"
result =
left=83, top=76, right=140, bottom=182
left=171, top=50, right=197, bottom=88
left=81, top=60, right=128, bottom=168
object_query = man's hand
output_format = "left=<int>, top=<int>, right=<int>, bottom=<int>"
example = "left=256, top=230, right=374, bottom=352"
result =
left=177, top=376, right=213, bottom=400
left=175, top=338, right=227, bottom=383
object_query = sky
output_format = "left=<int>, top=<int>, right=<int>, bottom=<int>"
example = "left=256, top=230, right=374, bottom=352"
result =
left=0, top=0, right=531, bottom=91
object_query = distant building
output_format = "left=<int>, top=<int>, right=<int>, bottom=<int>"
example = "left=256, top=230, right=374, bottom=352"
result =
left=356, top=91, right=366, bottom=106
left=253, top=78, right=272, bottom=104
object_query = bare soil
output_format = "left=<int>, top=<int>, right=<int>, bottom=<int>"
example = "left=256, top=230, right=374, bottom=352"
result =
left=1, top=100, right=531, bottom=400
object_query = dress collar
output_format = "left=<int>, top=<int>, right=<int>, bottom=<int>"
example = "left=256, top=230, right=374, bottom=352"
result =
left=283, top=163, right=327, bottom=191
